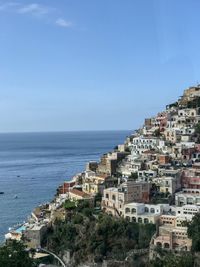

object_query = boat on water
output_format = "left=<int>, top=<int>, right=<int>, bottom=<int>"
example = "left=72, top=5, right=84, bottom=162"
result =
left=14, top=195, right=18, bottom=199
left=0, top=192, right=4, bottom=195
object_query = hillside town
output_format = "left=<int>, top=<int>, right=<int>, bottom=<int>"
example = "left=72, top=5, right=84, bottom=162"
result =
left=5, top=85, right=200, bottom=265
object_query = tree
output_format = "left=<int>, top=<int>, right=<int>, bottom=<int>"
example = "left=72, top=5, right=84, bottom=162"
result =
left=154, top=128, right=161, bottom=137
left=195, top=123, right=200, bottom=135
left=150, top=252, right=194, bottom=267
left=63, top=200, right=76, bottom=210
left=187, top=96, right=200, bottom=109
left=0, top=241, right=34, bottom=267
left=188, top=213, right=200, bottom=252
left=129, top=172, right=138, bottom=180
left=47, top=205, right=156, bottom=265
left=94, top=192, right=102, bottom=207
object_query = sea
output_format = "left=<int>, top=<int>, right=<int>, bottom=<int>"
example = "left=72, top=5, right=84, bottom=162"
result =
left=0, top=131, right=131, bottom=242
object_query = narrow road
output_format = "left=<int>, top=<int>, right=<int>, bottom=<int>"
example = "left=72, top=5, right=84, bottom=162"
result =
left=40, top=248, right=66, bottom=267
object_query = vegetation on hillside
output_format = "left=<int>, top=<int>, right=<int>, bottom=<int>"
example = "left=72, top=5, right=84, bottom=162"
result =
left=0, top=241, right=34, bottom=267
left=47, top=200, right=156, bottom=265
left=153, top=128, right=161, bottom=137
left=187, top=97, right=200, bottom=109
left=188, top=213, right=200, bottom=252
left=150, top=251, right=194, bottom=267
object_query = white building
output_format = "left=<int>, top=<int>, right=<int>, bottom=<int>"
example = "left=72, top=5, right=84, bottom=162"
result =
left=131, top=136, right=164, bottom=156
left=117, top=155, right=143, bottom=176
left=137, top=170, right=157, bottom=182
left=174, top=204, right=200, bottom=220
left=175, top=188, right=200, bottom=206
left=178, top=108, right=198, bottom=118
left=123, top=202, right=170, bottom=224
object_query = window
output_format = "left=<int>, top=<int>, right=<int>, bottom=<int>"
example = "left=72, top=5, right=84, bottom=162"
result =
left=112, top=195, right=116, bottom=201
left=164, top=243, right=170, bottom=249
left=144, top=207, right=149, bottom=213
left=150, top=208, right=155, bottom=213
left=106, top=194, right=109, bottom=199
left=156, top=242, right=162, bottom=248
left=132, top=208, right=137, bottom=213
left=125, top=208, right=130, bottom=213
left=132, top=217, right=136, bottom=222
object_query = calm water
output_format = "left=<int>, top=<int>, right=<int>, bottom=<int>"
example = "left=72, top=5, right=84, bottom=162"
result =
left=0, top=131, right=131, bottom=241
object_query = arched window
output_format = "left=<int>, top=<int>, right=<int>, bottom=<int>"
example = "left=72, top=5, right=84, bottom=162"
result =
left=138, top=217, right=142, bottom=223
left=125, top=208, right=130, bottom=213
left=106, top=194, right=109, bottom=199
left=150, top=208, right=155, bottom=213
left=164, top=243, right=170, bottom=249
left=112, top=195, right=116, bottom=201
left=156, top=242, right=162, bottom=248
left=132, top=217, right=136, bottom=222
left=144, top=207, right=149, bottom=213
left=131, top=208, right=136, bottom=214
left=126, top=216, right=130, bottom=222
left=144, top=218, right=149, bottom=224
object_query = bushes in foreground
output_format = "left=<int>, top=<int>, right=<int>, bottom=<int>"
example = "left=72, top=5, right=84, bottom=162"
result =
left=0, top=241, right=34, bottom=267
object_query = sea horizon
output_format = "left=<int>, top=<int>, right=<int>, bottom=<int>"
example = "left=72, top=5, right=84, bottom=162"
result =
left=0, top=129, right=133, bottom=135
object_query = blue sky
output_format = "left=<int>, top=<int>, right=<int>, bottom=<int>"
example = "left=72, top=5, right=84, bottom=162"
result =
left=0, top=0, right=200, bottom=132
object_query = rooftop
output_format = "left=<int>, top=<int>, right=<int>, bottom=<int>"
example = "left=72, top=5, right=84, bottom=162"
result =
left=69, top=188, right=91, bottom=198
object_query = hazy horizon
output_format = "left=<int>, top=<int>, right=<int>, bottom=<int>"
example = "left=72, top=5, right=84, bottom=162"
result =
left=0, top=129, right=133, bottom=134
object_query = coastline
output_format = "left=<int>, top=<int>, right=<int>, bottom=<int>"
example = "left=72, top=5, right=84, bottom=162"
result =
left=3, top=86, right=200, bottom=266
left=1, top=131, right=131, bottom=243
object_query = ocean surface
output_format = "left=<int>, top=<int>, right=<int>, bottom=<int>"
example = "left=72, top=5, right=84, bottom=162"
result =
left=0, top=131, right=131, bottom=242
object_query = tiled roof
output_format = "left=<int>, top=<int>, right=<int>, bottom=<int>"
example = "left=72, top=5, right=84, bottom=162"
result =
left=70, top=189, right=91, bottom=198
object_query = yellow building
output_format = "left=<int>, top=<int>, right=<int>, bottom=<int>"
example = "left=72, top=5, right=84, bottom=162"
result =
left=82, top=174, right=106, bottom=195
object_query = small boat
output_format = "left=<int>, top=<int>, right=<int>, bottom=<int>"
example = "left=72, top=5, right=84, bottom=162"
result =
left=0, top=192, right=4, bottom=195
left=17, top=175, right=20, bottom=178
left=14, top=195, right=18, bottom=199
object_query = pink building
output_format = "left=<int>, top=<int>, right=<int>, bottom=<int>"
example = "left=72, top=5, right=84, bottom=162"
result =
left=155, top=112, right=168, bottom=132
left=182, top=166, right=200, bottom=189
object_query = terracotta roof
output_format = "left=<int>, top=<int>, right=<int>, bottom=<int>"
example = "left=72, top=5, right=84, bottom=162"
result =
left=69, top=189, right=91, bottom=198
left=143, top=150, right=158, bottom=154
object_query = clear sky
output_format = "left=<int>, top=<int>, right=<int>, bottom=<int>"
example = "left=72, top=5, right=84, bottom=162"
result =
left=0, top=0, right=200, bottom=132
